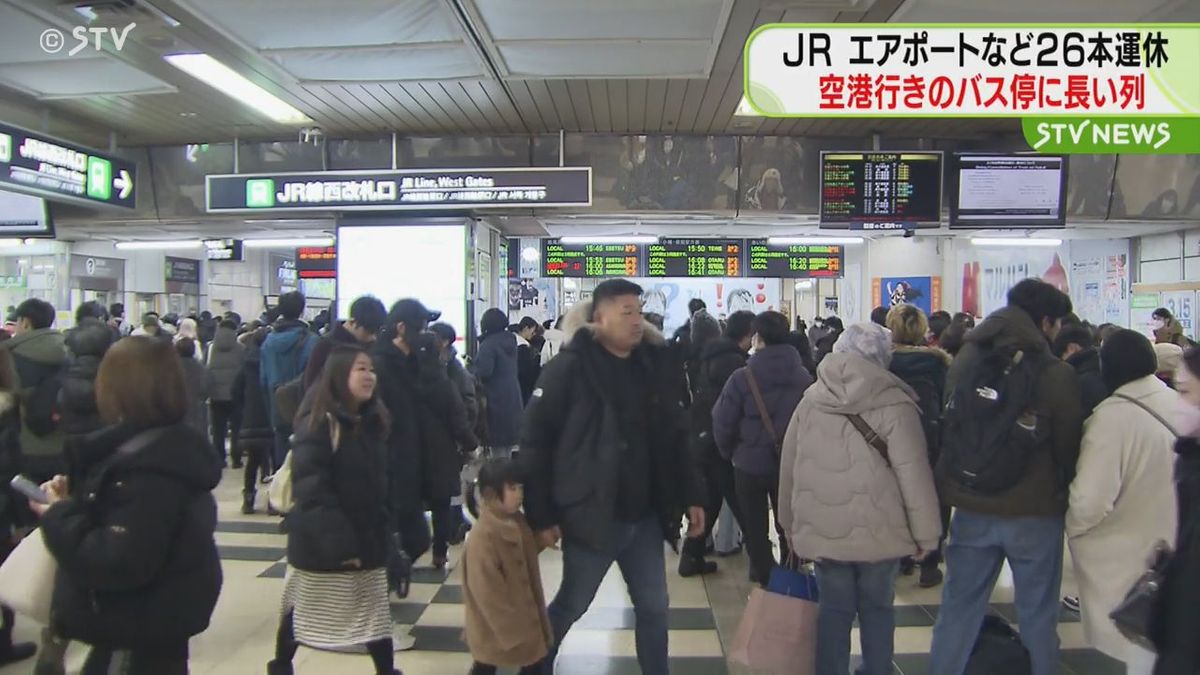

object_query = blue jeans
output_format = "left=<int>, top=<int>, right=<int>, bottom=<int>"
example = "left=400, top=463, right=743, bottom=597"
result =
left=815, top=559, right=900, bottom=675
left=540, top=517, right=669, bottom=674
left=929, top=510, right=1065, bottom=675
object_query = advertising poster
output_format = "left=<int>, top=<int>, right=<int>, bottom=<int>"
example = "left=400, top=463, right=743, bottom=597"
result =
left=508, top=278, right=558, bottom=325
left=1161, top=290, right=1196, bottom=339
left=1068, top=239, right=1130, bottom=326
left=633, top=278, right=781, bottom=334
left=872, top=277, right=942, bottom=317
left=959, top=246, right=1070, bottom=319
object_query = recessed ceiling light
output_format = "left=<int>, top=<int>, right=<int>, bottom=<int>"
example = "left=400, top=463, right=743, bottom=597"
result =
left=179, top=112, right=197, bottom=117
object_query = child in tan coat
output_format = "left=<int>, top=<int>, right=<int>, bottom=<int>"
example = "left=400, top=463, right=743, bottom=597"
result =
left=462, top=459, right=552, bottom=675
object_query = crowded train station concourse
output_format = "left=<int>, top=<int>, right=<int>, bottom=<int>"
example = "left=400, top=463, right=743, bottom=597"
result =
left=0, top=0, right=1199, bottom=673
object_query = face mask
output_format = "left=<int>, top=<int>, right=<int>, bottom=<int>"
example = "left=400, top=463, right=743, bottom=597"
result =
left=1153, top=319, right=1166, bottom=330
left=1176, top=399, right=1200, bottom=438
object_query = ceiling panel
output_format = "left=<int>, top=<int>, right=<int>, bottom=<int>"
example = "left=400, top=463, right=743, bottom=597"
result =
left=497, top=42, right=716, bottom=78
left=0, top=58, right=175, bottom=98
left=473, top=0, right=728, bottom=40
left=270, top=46, right=483, bottom=82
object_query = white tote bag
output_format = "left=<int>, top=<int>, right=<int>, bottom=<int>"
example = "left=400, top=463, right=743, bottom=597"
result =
left=0, top=528, right=57, bottom=625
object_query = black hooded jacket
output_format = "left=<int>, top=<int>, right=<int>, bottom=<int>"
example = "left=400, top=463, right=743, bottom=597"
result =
left=40, top=422, right=222, bottom=650
left=1157, top=437, right=1200, bottom=674
left=688, top=336, right=748, bottom=462
left=520, top=310, right=704, bottom=552
left=1065, top=347, right=1110, bottom=417
left=59, top=319, right=114, bottom=436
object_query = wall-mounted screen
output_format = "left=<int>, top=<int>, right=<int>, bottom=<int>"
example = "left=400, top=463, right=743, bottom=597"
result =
left=0, top=189, right=53, bottom=237
left=542, top=239, right=643, bottom=278
left=204, top=238, right=243, bottom=261
left=336, top=225, right=467, bottom=347
left=297, top=246, right=337, bottom=279
left=951, top=154, right=1068, bottom=229
left=646, top=238, right=743, bottom=278
left=747, top=240, right=844, bottom=278
left=820, top=151, right=943, bottom=226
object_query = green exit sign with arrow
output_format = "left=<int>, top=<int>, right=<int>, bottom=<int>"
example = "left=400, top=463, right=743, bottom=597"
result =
left=0, top=121, right=136, bottom=209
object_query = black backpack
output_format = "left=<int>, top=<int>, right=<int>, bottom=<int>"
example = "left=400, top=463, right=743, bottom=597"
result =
left=965, top=614, right=1032, bottom=675
left=937, top=344, right=1048, bottom=495
left=24, top=371, right=65, bottom=437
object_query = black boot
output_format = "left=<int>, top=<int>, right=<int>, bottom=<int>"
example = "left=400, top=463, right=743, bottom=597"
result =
left=242, top=490, right=256, bottom=515
left=0, top=608, right=36, bottom=668
left=266, top=660, right=294, bottom=675
left=678, top=555, right=718, bottom=578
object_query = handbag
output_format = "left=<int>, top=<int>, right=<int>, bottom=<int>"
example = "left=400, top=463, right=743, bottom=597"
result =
left=1109, top=539, right=1173, bottom=651
left=268, top=450, right=295, bottom=514
left=728, top=582, right=818, bottom=674
left=844, top=413, right=891, bottom=465
left=745, top=367, right=782, bottom=455
left=766, top=555, right=819, bottom=602
left=0, top=528, right=56, bottom=624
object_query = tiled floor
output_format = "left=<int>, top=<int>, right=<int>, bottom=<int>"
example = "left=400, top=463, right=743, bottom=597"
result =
left=1, top=467, right=1127, bottom=674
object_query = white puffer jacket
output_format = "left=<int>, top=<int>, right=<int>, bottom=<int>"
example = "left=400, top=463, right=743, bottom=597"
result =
left=779, top=351, right=942, bottom=563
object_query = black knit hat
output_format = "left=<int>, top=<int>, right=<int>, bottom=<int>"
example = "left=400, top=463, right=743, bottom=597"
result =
left=1100, top=329, right=1157, bottom=392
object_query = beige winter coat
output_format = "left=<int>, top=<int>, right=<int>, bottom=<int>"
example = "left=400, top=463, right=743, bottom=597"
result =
left=779, top=352, right=943, bottom=563
left=1067, top=375, right=1180, bottom=660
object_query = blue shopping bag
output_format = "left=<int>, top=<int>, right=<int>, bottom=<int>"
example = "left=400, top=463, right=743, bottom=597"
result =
left=767, top=565, right=819, bottom=602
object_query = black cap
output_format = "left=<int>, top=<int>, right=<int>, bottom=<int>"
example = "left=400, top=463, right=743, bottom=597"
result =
left=390, top=298, right=441, bottom=328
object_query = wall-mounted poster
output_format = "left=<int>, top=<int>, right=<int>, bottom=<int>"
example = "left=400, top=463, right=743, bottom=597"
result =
left=507, top=278, right=559, bottom=325
left=958, top=245, right=1070, bottom=319
left=1067, top=239, right=1130, bottom=326
left=1131, top=293, right=1161, bottom=339
left=872, top=276, right=942, bottom=317
left=633, top=278, right=782, bottom=334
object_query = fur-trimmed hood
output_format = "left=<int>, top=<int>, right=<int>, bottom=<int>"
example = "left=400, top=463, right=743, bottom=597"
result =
left=893, top=343, right=952, bottom=367
left=561, top=300, right=666, bottom=348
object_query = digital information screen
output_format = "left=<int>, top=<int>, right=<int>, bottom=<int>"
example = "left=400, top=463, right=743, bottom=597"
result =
left=207, top=167, right=591, bottom=213
left=296, top=246, right=337, bottom=279
left=820, top=152, right=943, bottom=225
left=646, top=238, right=743, bottom=278
left=748, top=240, right=844, bottom=278
left=542, top=240, right=642, bottom=278
left=0, top=189, right=54, bottom=237
left=0, top=121, right=136, bottom=209
left=951, top=155, right=1067, bottom=229
left=204, top=239, right=244, bottom=261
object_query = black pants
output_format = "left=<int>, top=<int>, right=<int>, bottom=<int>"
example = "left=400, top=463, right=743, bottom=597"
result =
left=428, top=497, right=453, bottom=560
left=273, top=609, right=393, bottom=674
left=682, top=456, right=744, bottom=561
left=209, top=400, right=235, bottom=463
left=470, top=662, right=540, bottom=674
left=242, top=440, right=271, bottom=494
left=81, top=643, right=187, bottom=675
left=735, top=468, right=789, bottom=587
left=396, top=510, right=432, bottom=563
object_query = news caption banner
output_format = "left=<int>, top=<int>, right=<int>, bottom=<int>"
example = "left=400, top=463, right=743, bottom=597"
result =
left=205, top=167, right=591, bottom=213
left=744, top=24, right=1200, bottom=153
left=0, top=120, right=136, bottom=209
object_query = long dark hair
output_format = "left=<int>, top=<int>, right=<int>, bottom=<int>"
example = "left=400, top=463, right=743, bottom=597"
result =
left=479, top=308, right=508, bottom=339
left=1184, top=347, right=1200, bottom=382
left=308, top=344, right=389, bottom=437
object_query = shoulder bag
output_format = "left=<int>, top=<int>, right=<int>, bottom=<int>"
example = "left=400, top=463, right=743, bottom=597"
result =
left=744, top=367, right=782, bottom=456
left=844, top=413, right=891, bottom=466
left=269, top=414, right=341, bottom=515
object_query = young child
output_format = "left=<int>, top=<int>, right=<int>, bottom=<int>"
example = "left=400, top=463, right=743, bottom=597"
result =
left=462, top=459, right=552, bottom=675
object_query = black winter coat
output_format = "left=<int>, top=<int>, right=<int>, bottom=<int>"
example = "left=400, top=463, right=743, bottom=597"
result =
left=1156, top=436, right=1200, bottom=675
left=40, top=423, right=222, bottom=650
left=233, top=338, right=272, bottom=443
left=687, top=337, right=748, bottom=463
left=520, top=327, right=705, bottom=551
left=205, top=326, right=245, bottom=402
left=286, top=405, right=391, bottom=572
left=59, top=319, right=113, bottom=436
left=0, top=392, right=24, bottom=537
left=1065, top=348, right=1110, bottom=418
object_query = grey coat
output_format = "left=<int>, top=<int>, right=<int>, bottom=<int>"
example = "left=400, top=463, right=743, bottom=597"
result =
left=205, top=326, right=245, bottom=402
left=473, top=331, right=523, bottom=447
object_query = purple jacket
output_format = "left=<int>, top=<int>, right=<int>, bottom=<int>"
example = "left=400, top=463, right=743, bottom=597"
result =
left=713, top=344, right=813, bottom=477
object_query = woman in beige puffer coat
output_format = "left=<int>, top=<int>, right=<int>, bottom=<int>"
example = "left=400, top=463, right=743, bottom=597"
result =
left=779, top=322, right=942, bottom=675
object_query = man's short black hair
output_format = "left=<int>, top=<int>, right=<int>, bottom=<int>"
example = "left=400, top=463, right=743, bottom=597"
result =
left=724, top=310, right=755, bottom=342
left=109, top=303, right=124, bottom=319
left=200, top=311, right=213, bottom=320
left=870, top=306, right=889, bottom=327
left=754, top=311, right=791, bottom=346
left=687, top=298, right=707, bottom=315
left=1153, top=307, right=1173, bottom=321
left=518, top=316, right=540, bottom=331
left=75, top=300, right=106, bottom=325
left=592, top=279, right=643, bottom=312
left=1006, top=278, right=1073, bottom=328
left=277, top=291, right=306, bottom=321
left=951, top=312, right=975, bottom=328
left=15, top=299, right=55, bottom=330
left=348, top=295, right=387, bottom=334
left=429, top=322, right=457, bottom=345
left=824, top=316, right=844, bottom=333
left=1052, top=323, right=1095, bottom=358
left=929, top=311, right=951, bottom=339
left=218, top=319, right=238, bottom=331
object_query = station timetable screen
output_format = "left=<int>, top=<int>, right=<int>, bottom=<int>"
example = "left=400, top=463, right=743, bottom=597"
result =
left=747, top=240, right=844, bottom=278
left=542, top=239, right=642, bottom=278
left=951, top=154, right=1067, bottom=229
left=646, top=238, right=742, bottom=278
left=820, top=152, right=943, bottom=225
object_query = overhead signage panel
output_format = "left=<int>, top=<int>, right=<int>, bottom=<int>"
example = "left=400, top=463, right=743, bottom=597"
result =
left=204, top=238, right=244, bottom=261
left=296, top=246, right=337, bottom=279
left=0, top=121, right=136, bottom=209
left=206, top=167, right=592, bottom=213
left=542, top=239, right=642, bottom=278
left=646, top=238, right=744, bottom=278
left=748, top=240, right=844, bottom=279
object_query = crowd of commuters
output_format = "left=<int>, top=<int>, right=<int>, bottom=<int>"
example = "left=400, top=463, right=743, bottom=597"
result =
left=0, top=279, right=1198, bottom=675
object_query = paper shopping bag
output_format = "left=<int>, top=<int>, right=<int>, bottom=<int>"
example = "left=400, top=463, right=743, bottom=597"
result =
left=728, top=586, right=817, bottom=674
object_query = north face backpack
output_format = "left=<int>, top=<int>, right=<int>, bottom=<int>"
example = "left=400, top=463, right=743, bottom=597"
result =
left=964, top=614, right=1032, bottom=675
left=937, top=344, right=1049, bottom=495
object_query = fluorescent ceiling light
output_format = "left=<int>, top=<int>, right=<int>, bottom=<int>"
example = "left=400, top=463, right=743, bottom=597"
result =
left=115, top=240, right=202, bottom=251
left=165, top=53, right=311, bottom=124
left=971, top=238, right=1063, bottom=247
left=243, top=237, right=334, bottom=248
left=735, top=96, right=761, bottom=117
left=768, top=236, right=864, bottom=245
left=520, top=246, right=540, bottom=262
left=559, top=235, right=659, bottom=245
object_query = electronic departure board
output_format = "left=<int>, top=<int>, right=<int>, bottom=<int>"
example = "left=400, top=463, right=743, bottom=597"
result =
left=542, top=239, right=642, bottom=278
left=646, top=238, right=743, bottom=278
left=820, top=152, right=943, bottom=225
left=747, top=240, right=844, bottom=278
